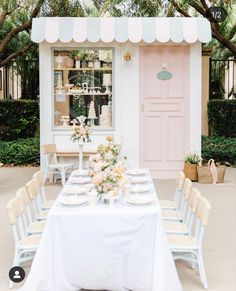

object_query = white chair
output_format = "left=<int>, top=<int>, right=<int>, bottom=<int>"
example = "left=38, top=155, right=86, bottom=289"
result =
left=6, top=196, right=41, bottom=288
left=164, top=188, right=202, bottom=235
left=25, top=179, right=49, bottom=221
left=159, top=171, right=185, bottom=210
left=167, top=196, right=211, bottom=289
left=16, top=187, right=45, bottom=235
left=33, top=170, right=55, bottom=209
left=42, top=144, right=75, bottom=186
left=162, top=178, right=192, bottom=221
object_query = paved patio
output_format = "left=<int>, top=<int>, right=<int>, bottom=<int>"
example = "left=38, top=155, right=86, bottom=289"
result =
left=0, top=167, right=235, bottom=291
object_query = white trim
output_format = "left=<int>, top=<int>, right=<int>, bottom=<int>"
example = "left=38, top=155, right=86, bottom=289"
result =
left=189, top=42, right=202, bottom=153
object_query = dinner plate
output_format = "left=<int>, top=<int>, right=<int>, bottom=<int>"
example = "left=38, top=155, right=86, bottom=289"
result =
left=69, top=177, right=91, bottom=184
left=125, top=195, right=155, bottom=206
left=130, top=176, right=149, bottom=184
left=59, top=196, right=88, bottom=206
left=126, top=169, right=148, bottom=176
left=63, top=187, right=87, bottom=195
left=71, top=169, right=90, bottom=177
left=130, top=185, right=150, bottom=193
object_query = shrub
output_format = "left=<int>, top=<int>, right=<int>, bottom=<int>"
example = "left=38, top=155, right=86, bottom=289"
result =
left=0, top=137, right=40, bottom=166
left=202, top=135, right=236, bottom=165
left=0, top=99, right=39, bottom=141
left=208, top=99, right=236, bottom=137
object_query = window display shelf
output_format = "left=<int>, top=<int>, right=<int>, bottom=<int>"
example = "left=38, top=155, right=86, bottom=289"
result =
left=55, top=92, right=111, bottom=96
left=54, top=68, right=112, bottom=71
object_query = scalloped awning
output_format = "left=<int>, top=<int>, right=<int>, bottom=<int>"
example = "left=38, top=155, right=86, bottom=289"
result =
left=31, top=17, right=211, bottom=44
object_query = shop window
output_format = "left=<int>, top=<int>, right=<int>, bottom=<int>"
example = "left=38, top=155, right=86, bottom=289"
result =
left=53, top=48, right=113, bottom=129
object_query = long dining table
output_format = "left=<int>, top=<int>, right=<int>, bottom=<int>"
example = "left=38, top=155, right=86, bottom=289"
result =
left=19, top=170, right=182, bottom=291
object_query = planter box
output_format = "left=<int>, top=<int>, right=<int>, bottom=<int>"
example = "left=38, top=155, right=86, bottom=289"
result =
left=184, top=163, right=198, bottom=181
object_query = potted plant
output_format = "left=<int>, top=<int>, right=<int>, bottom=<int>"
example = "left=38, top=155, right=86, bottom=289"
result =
left=184, top=152, right=202, bottom=181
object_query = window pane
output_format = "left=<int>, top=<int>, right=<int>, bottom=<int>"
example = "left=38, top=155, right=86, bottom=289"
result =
left=54, top=48, right=113, bottom=129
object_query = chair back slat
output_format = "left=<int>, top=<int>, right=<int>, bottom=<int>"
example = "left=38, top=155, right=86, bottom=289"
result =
left=176, top=171, right=185, bottom=190
left=25, top=179, right=40, bottom=200
left=189, top=188, right=201, bottom=213
left=42, top=144, right=58, bottom=166
left=196, top=196, right=212, bottom=226
left=16, top=187, right=32, bottom=226
left=33, top=171, right=46, bottom=202
left=180, top=178, right=192, bottom=211
left=6, top=197, right=20, bottom=225
left=174, top=171, right=185, bottom=209
left=42, top=144, right=56, bottom=154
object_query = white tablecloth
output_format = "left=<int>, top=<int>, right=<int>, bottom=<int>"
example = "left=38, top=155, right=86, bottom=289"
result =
left=20, top=174, right=182, bottom=291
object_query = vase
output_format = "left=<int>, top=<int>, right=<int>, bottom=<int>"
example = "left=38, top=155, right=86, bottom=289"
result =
left=75, top=60, right=80, bottom=68
left=184, top=163, right=198, bottom=181
left=64, top=56, right=74, bottom=68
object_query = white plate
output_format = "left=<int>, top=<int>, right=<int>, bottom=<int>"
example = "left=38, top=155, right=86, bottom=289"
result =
left=126, top=169, right=148, bottom=176
left=59, top=196, right=88, bottom=206
left=125, top=195, right=155, bottom=206
left=63, top=187, right=87, bottom=195
left=69, top=177, right=91, bottom=184
left=130, top=177, right=149, bottom=184
left=71, top=170, right=89, bottom=177
left=130, top=185, right=150, bottom=193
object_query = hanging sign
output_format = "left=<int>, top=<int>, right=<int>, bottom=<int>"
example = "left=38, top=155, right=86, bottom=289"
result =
left=157, top=64, right=172, bottom=80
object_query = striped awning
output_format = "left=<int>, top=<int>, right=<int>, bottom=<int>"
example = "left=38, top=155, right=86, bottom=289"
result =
left=31, top=17, right=211, bottom=44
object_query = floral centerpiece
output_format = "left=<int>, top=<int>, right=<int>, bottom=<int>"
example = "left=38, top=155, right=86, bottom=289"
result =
left=71, top=116, right=91, bottom=143
left=89, top=136, right=127, bottom=196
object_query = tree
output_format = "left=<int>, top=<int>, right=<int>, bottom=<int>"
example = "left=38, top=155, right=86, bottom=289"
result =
left=104, top=0, right=235, bottom=55
left=168, top=0, right=236, bottom=55
left=0, top=0, right=44, bottom=68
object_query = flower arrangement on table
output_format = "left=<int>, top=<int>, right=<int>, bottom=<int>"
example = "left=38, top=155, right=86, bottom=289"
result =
left=71, top=116, right=91, bottom=143
left=89, top=136, right=127, bottom=196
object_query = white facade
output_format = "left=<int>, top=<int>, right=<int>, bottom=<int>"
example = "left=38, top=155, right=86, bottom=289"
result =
left=35, top=17, right=211, bottom=178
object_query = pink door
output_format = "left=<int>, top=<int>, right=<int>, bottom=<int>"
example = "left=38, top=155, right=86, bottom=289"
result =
left=140, top=46, right=189, bottom=179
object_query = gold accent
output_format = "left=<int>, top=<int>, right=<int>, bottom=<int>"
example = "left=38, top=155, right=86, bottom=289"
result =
left=123, top=51, right=132, bottom=62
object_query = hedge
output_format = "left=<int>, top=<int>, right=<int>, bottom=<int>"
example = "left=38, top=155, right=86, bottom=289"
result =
left=0, top=99, right=39, bottom=141
left=0, top=137, right=40, bottom=166
left=208, top=99, right=236, bottom=137
left=201, top=135, right=236, bottom=165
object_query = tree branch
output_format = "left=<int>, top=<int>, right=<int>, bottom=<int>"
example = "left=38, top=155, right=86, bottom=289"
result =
left=169, top=0, right=236, bottom=54
left=169, top=0, right=190, bottom=17
left=0, top=0, right=44, bottom=54
left=0, top=42, right=34, bottom=68
left=0, top=9, right=8, bottom=27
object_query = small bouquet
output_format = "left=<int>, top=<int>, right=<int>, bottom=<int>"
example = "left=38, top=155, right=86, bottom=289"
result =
left=71, top=116, right=91, bottom=143
left=89, top=136, right=127, bottom=195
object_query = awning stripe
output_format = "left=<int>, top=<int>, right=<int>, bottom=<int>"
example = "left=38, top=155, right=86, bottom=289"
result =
left=101, top=17, right=115, bottom=43
left=142, top=18, right=156, bottom=43
left=183, top=18, right=198, bottom=43
left=115, top=17, right=128, bottom=43
left=59, top=17, right=73, bottom=43
left=155, top=18, right=170, bottom=43
left=197, top=18, right=212, bottom=43
left=31, top=17, right=212, bottom=44
left=169, top=18, right=183, bottom=43
left=73, top=18, right=87, bottom=42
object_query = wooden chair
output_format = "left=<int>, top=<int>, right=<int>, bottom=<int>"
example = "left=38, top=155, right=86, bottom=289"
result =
left=167, top=196, right=211, bottom=289
left=6, top=196, right=41, bottom=288
left=42, top=144, right=75, bottom=185
left=164, top=188, right=202, bottom=235
left=16, top=187, right=45, bottom=235
left=162, top=178, right=192, bottom=221
left=33, top=170, right=55, bottom=209
left=25, top=179, right=49, bottom=221
left=159, top=171, right=185, bottom=210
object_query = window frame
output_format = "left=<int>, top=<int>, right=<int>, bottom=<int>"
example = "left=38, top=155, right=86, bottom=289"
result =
left=51, top=47, right=115, bottom=132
